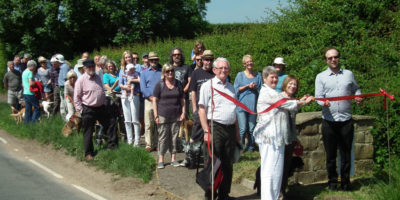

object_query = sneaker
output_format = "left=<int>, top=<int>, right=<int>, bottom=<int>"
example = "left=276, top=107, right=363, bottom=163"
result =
left=171, top=161, right=180, bottom=167
left=133, top=141, right=140, bottom=147
left=180, top=158, right=188, bottom=167
left=157, top=162, right=164, bottom=169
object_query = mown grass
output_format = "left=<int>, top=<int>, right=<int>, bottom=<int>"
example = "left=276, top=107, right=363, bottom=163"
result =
left=0, top=102, right=155, bottom=182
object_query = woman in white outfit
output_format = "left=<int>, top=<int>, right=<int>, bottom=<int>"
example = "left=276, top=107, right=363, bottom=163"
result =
left=254, top=66, right=313, bottom=200
left=119, top=62, right=141, bottom=146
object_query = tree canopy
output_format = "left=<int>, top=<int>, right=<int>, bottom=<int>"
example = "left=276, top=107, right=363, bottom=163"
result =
left=0, top=0, right=210, bottom=58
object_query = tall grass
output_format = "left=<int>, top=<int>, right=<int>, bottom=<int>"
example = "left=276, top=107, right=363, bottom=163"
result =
left=0, top=103, right=155, bottom=182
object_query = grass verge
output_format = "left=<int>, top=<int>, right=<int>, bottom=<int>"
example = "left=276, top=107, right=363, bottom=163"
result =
left=0, top=102, right=155, bottom=182
left=232, top=147, right=400, bottom=200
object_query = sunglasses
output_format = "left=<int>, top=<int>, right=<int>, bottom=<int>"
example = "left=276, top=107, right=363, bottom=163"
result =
left=172, top=54, right=181, bottom=57
left=203, top=58, right=213, bottom=62
left=165, top=69, right=174, bottom=73
left=327, top=56, right=339, bottom=61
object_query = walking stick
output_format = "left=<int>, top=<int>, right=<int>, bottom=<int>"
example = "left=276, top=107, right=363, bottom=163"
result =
left=210, top=79, right=215, bottom=200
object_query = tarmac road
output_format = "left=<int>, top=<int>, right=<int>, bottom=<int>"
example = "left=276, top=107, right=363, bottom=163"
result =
left=0, top=144, right=94, bottom=200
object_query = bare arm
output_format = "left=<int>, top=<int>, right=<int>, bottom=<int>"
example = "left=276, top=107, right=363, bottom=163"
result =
left=191, top=91, right=197, bottom=113
left=198, top=105, right=210, bottom=141
left=184, top=78, right=191, bottom=93
left=179, top=98, right=186, bottom=121
left=152, top=97, right=159, bottom=124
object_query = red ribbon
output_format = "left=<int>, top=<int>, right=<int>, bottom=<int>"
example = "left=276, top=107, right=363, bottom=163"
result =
left=213, top=88, right=395, bottom=114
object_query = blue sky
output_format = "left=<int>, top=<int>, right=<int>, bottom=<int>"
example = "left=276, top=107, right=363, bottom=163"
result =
left=205, top=0, right=288, bottom=24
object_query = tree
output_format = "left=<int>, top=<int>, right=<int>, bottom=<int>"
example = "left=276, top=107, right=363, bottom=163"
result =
left=0, top=0, right=210, bottom=59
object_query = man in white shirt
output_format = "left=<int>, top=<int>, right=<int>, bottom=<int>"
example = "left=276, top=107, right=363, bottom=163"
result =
left=198, top=57, right=240, bottom=200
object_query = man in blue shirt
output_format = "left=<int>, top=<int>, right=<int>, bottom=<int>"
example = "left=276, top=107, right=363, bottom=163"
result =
left=273, top=57, right=287, bottom=93
left=140, top=52, right=162, bottom=151
left=315, top=48, right=362, bottom=191
left=7, top=55, right=21, bottom=73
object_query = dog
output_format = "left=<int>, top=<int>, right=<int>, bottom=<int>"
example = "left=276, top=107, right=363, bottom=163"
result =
left=179, top=119, right=193, bottom=142
left=41, top=100, right=54, bottom=118
left=253, top=156, right=304, bottom=196
left=61, top=115, right=82, bottom=137
left=10, top=107, right=25, bottom=124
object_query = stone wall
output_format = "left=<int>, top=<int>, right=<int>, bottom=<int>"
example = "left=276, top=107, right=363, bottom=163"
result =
left=290, top=112, right=375, bottom=184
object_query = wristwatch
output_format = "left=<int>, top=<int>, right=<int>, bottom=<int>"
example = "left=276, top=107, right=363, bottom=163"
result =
left=204, top=129, right=209, bottom=133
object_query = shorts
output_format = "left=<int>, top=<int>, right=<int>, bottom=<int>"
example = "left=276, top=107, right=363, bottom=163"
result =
left=8, top=90, right=24, bottom=105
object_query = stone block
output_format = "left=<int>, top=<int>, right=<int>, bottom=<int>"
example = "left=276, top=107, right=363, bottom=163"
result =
left=300, top=158, right=311, bottom=171
left=299, top=135, right=322, bottom=151
left=314, top=170, right=328, bottom=183
left=354, top=144, right=374, bottom=159
left=295, top=172, right=315, bottom=185
left=316, top=140, right=325, bottom=152
left=364, top=132, right=373, bottom=143
left=298, top=123, right=320, bottom=136
left=354, top=131, right=365, bottom=143
left=354, top=159, right=374, bottom=175
left=310, top=151, right=326, bottom=171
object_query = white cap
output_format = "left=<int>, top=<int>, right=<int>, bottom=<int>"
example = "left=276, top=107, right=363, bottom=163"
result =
left=50, top=54, right=65, bottom=63
left=125, top=64, right=135, bottom=73
left=273, top=57, right=285, bottom=65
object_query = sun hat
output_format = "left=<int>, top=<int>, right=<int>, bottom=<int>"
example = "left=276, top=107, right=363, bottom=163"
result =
left=76, top=58, right=86, bottom=69
left=202, top=50, right=214, bottom=59
left=50, top=54, right=65, bottom=63
left=148, top=52, right=159, bottom=60
left=273, top=57, right=285, bottom=65
left=125, top=64, right=135, bottom=73
left=38, top=56, right=47, bottom=63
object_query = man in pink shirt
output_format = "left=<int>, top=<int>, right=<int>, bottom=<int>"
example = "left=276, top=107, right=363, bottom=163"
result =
left=74, top=60, right=118, bottom=161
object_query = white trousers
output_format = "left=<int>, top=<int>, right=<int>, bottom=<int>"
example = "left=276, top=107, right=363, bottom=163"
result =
left=121, top=96, right=140, bottom=144
left=65, top=98, right=75, bottom=121
left=259, top=143, right=285, bottom=200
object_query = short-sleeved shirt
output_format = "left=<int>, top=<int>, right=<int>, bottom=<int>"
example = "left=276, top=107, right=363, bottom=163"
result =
left=233, top=71, right=263, bottom=112
left=64, top=80, right=74, bottom=98
left=22, top=69, right=34, bottom=95
left=153, top=80, right=184, bottom=118
left=3, top=70, right=22, bottom=91
left=189, top=68, right=214, bottom=104
left=174, top=64, right=193, bottom=90
left=275, top=72, right=287, bottom=93
left=198, top=77, right=236, bottom=125
left=49, top=67, right=60, bottom=88
left=36, top=67, right=51, bottom=85
left=103, top=72, right=120, bottom=92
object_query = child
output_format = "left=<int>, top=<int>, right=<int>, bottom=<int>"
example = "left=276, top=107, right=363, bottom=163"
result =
left=125, top=64, right=139, bottom=99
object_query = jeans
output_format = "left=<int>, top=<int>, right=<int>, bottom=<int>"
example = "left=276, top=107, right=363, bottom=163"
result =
left=121, top=96, right=140, bottom=144
left=236, top=110, right=256, bottom=151
left=24, top=94, right=40, bottom=123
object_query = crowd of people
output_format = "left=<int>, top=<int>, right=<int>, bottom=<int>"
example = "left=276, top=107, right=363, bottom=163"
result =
left=3, top=44, right=362, bottom=200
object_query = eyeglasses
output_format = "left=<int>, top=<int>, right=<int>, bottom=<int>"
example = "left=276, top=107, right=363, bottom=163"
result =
left=327, top=56, right=339, bottom=61
left=165, top=69, right=174, bottom=73
left=196, top=59, right=202, bottom=61
left=132, top=57, right=139, bottom=60
left=172, top=54, right=181, bottom=57
left=215, top=67, right=229, bottom=71
left=149, top=59, right=158, bottom=62
left=203, top=58, right=213, bottom=62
